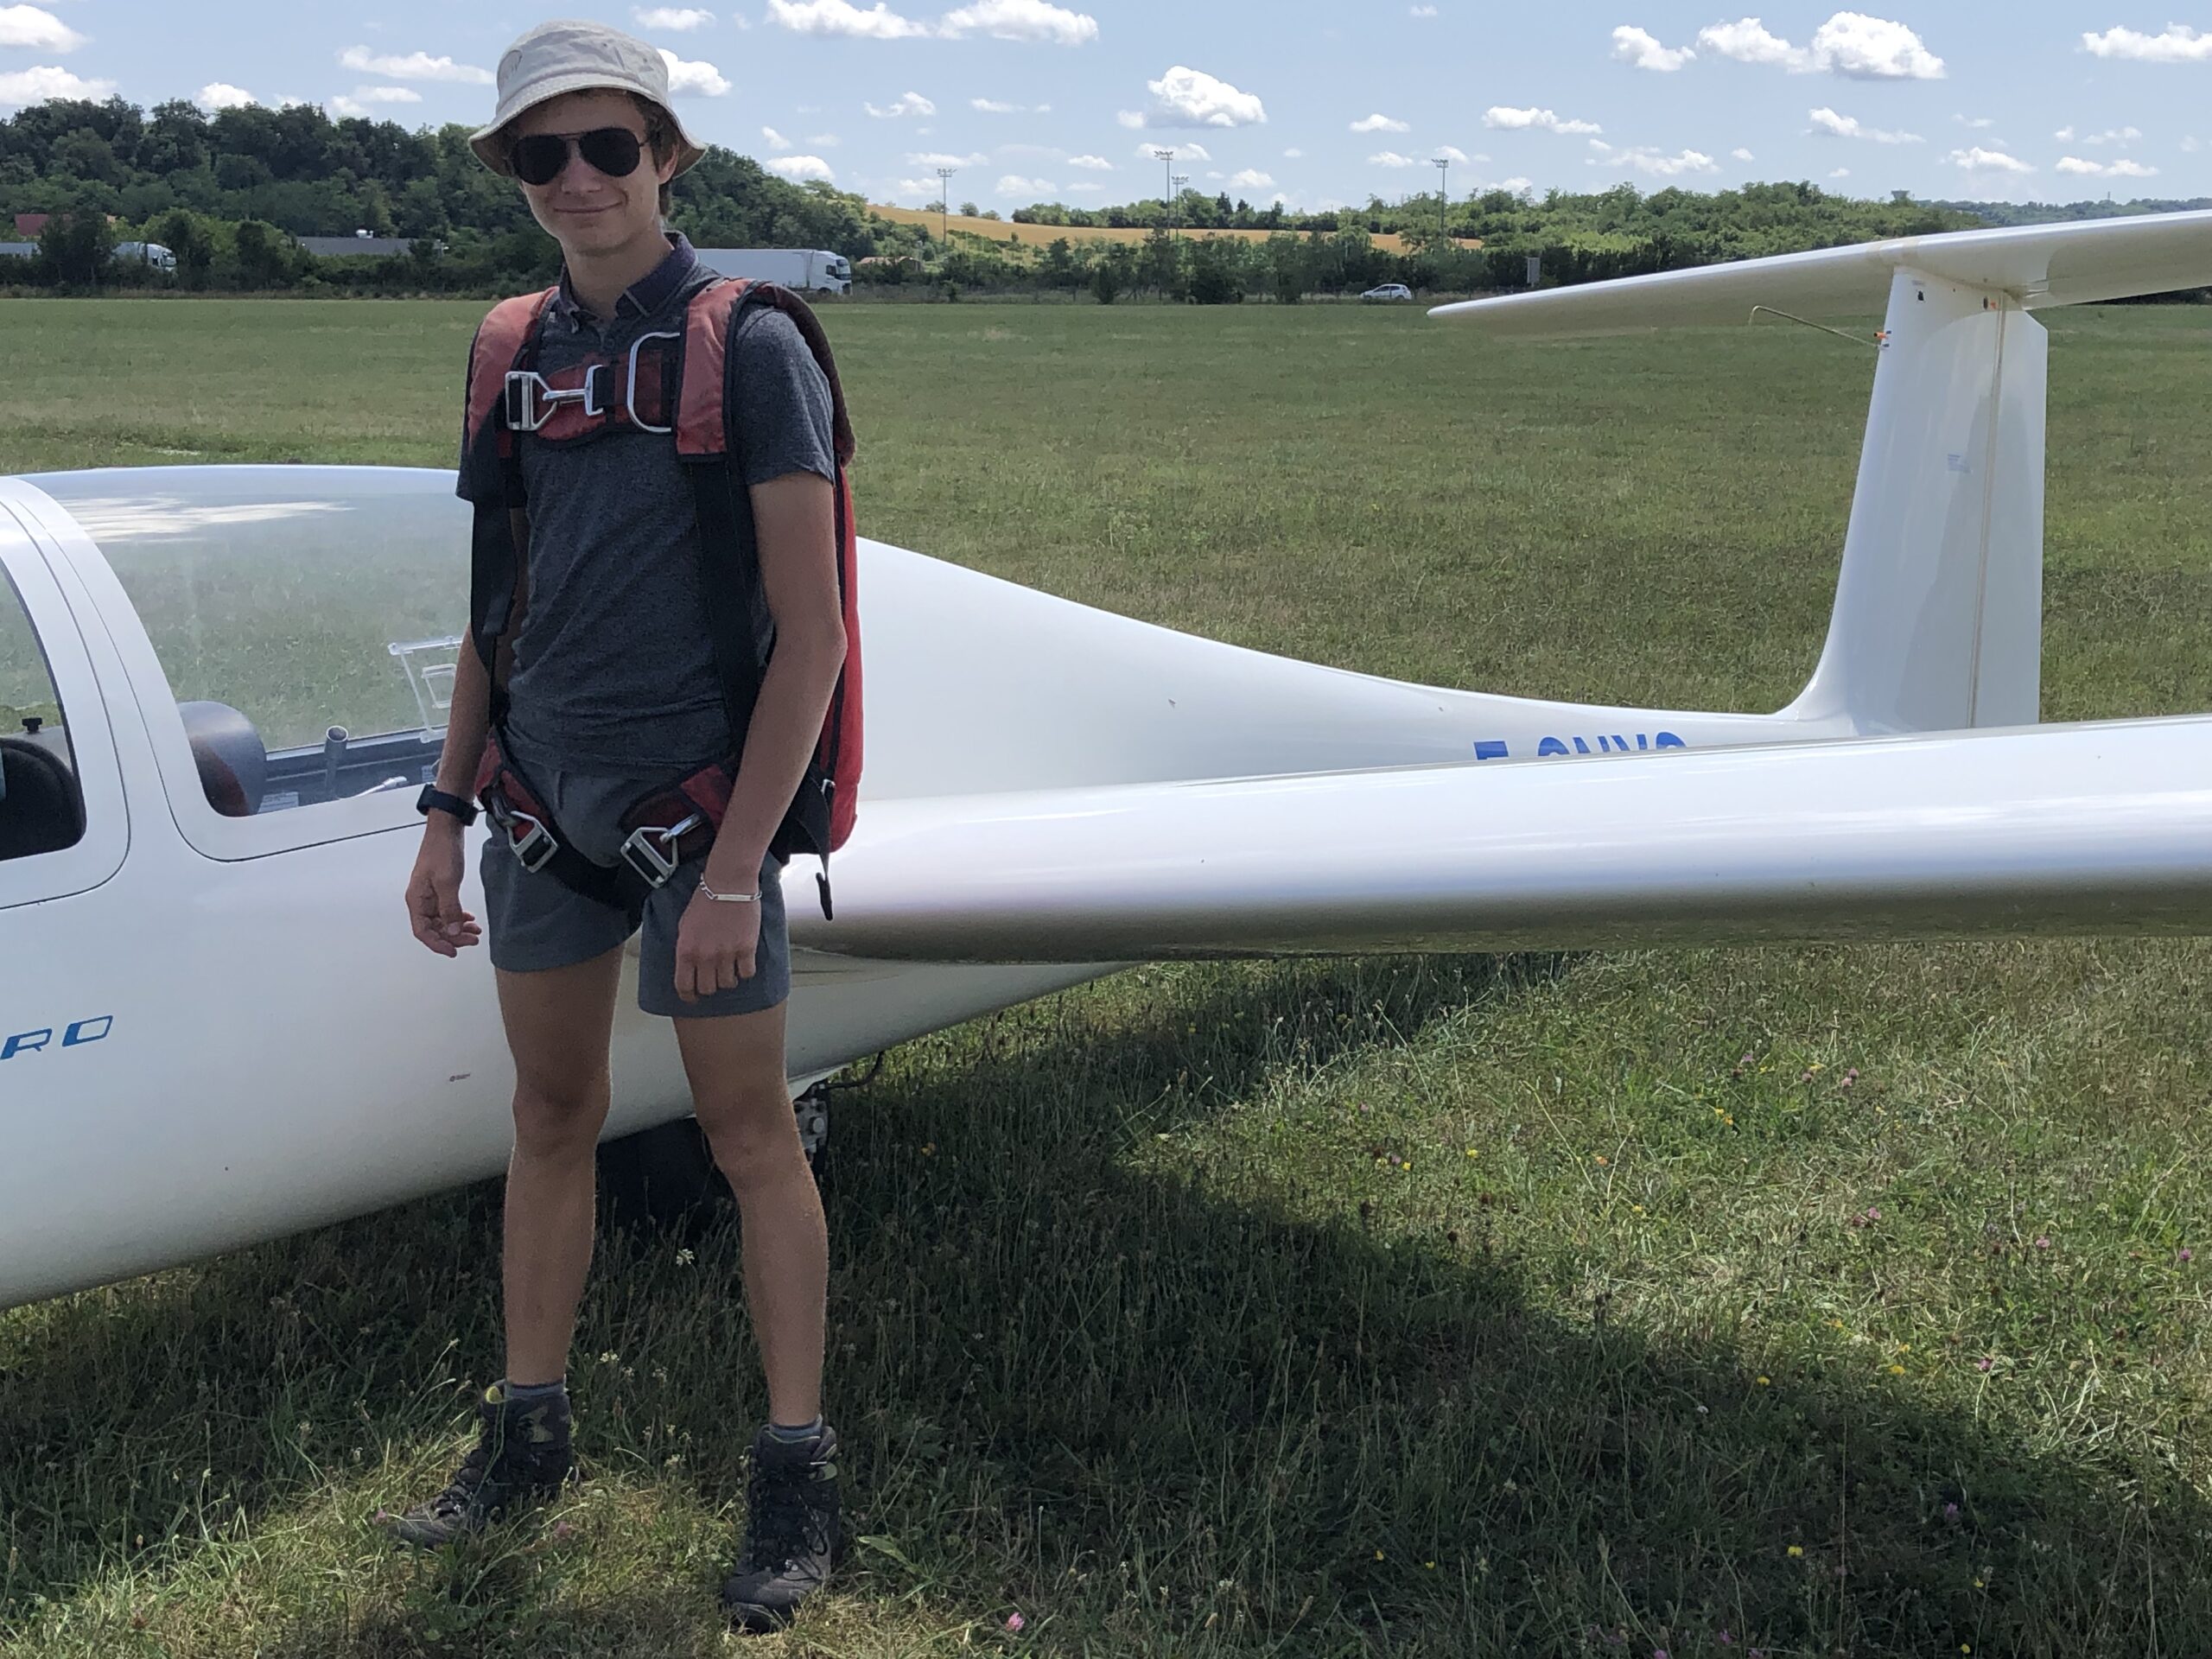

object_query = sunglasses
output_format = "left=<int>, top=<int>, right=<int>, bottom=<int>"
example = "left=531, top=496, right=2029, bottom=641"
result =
left=509, top=127, right=647, bottom=188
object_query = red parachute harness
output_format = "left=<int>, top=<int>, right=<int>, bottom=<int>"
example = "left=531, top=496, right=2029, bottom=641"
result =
left=460, top=278, right=862, bottom=920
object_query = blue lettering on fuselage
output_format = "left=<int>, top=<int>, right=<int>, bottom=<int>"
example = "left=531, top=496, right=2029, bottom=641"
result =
left=3, top=1016, right=112, bottom=1059
left=1473, top=733, right=1688, bottom=760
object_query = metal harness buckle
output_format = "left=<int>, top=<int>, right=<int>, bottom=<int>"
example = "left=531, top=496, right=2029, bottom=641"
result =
left=486, top=791, right=561, bottom=874
left=504, top=362, right=613, bottom=433
left=618, top=812, right=704, bottom=888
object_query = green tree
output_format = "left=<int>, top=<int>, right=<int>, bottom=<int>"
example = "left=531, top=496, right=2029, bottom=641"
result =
left=230, top=218, right=291, bottom=288
left=38, top=207, right=113, bottom=286
left=153, top=207, right=215, bottom=289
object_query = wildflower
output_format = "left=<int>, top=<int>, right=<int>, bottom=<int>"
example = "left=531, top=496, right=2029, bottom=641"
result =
left=1943, top=1502, right=1960, bottom=1522
left=2180, top=1248, right=2195, bottom=1263
left=1465, top=1148, right=1478, bottom=1157
left=674, top=1247, right=695, bottom=1268
left=1718, top=1634, right=1733, bottom=1648
left=1755, top=1376, right=1770, bottom=1386
left=1006, top=1611, right=1026, bottom=1632
left=1866, top=1207, right=1881, bottom=1221
left=921, top=1142, right=937, bottom=1157
left=1888, top=1363, right=1905, bottom=1375
left=1594, top=1154, right=1609, bottom=1166
left=1975, top=1356, right=1994, bottom=1372
left=1375, top=1549, right=1384, bottom=1560
left=1424, top=1560, right=1435, bottom=1569
left=553, top=1520, right=575, bottom=1541
left=1787, top=1545, right=1803, bottom=1557
left=2033, top=1236, right=2051, bottom=1250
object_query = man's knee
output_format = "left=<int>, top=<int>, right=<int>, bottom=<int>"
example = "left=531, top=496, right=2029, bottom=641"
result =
left=696, top=1072, right=802, bottom=1183
left=512, top=1067, right=612, bottom=1159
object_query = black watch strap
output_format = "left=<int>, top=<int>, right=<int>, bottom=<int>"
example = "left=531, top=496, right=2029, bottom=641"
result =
left=416, top=785, right=479, bottom=826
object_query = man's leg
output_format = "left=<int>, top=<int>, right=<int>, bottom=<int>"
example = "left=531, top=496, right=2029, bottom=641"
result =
left=383, top=944, right=624, bottom=1547
left=499, top=946, right=627, bottom=1386
left=677, top=1001, right=825, bottom=1425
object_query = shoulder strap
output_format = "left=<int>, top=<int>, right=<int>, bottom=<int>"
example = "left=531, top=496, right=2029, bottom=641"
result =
left=465, top=287, right=557, bottom=693
left=676, top=278, right=856, bottom=465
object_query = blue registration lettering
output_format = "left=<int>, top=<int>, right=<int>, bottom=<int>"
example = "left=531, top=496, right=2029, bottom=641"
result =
left=1473, top=741, right=1510, bottom=761
left=63, top=1016, right=114, bottom=1047
left=3, top=1028, right=53, bottom=1060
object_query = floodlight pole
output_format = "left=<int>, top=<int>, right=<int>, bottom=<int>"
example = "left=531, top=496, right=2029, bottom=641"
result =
left=1153, top=146, right=1175, bottom=231
left=1171, top=173, right=1188, bottom=237
left=936, top=166, right=957, bottom=246
left=1433, top=156, right=1449, bottom=245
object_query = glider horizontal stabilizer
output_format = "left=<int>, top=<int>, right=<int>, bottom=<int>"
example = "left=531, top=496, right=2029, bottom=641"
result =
left=795, top=716, right=2212, bottom=963
left=1428, top=209, right=2212, bottom=336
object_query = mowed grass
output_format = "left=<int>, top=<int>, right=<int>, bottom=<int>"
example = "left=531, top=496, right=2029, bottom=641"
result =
left=3, top=297, right=2211, bottom=1658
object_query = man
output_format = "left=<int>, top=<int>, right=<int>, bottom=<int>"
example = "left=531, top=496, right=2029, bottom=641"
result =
left=391, top=19, right=849, bottom=1633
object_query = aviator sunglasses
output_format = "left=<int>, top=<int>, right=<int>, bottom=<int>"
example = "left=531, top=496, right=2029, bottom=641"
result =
left=509, top=126, right=647, bottom=188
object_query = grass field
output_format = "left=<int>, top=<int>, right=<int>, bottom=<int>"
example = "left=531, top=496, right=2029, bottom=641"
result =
left=867, top=201, right=1418, bottom=253
left=3, top=297, right=2210, bottom=1658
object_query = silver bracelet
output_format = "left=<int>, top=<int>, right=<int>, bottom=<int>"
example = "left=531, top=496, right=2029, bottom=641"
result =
left=694, top=874, right=760, bottom=905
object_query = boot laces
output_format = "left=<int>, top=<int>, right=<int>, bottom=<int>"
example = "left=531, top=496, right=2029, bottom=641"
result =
left=743, top=1459, right=828, bottom=1571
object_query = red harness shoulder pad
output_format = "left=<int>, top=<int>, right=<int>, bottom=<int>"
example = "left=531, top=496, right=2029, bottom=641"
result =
left=464, top=289, right=558, bottom=464
left=676, top=277, right=863, bottom=857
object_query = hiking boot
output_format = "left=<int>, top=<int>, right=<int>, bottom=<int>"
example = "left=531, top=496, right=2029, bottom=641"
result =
left=381, top=1382, right=575, bottom=1548
left=720, top=1423, right=841, bottom=1631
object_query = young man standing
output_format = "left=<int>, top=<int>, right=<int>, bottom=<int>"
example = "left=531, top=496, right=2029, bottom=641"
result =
left=391, top=20, right=849, bottom=1633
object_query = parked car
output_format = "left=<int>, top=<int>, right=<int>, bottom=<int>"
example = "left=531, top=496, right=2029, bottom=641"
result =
left=1360, top=283, right=1414, bottom=301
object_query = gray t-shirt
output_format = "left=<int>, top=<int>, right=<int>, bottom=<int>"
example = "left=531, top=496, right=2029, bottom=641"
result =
left=461, top=267, right=838, bottom=773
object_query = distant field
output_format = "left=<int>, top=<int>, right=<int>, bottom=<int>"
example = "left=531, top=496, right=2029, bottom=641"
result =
left=3, top=298, right=2211, bottom=1658
left=869, top=199, right=1418, bottom=253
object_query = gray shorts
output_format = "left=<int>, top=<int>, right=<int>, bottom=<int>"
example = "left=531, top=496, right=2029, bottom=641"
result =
left=480, top=747, right=790, bottom=1020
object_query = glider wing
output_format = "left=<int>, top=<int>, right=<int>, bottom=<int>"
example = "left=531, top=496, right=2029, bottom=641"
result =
left=793, top=717, right=2212, bottom=963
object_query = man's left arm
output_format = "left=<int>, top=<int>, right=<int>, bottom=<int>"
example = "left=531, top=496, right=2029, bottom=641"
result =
left=674, top=471, right=844, bottom=1000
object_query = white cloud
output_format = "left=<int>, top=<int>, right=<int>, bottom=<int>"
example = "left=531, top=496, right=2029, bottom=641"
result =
left=1283, top=146, right=1304, bottom=158
left=0, top=6, right=83, bottom=52
left=1830, top=167, right=1850, bottom=176
left=2185, top=136, right=2203, bottom=153
left=973, top=97, right=1049, bottom=112
left=1954, top=113, right=1993, bottom=128
left=1732, top=146, right=1755, bottom=160
left=1809, top=105, right=1921, bottom=143
left=1946, top=145, right=2034, bottom=174
left=1067, top=180, right=1107, bottom=192
left=1588, top=140, right=1719, bottom=175
left=1351, top=112, right=1408, bottom=132
left=1698, top=17, right=1806, bottom=67
left=1484, top=105, right=1601, bottom=135
left=891, top=175, right=949, bottom=200
left=1412, top=3, right=1438, bottom=13
left=1229, top=167, right=1274, bottom=188
left=337, top=46, right=494, bottom=84
left=1132, top=139, right=1210, bottom=162
left=867, top=91, right=938, bottom=118
left=906, top=149, right=988, bottom=165
left=1067, top=153, right=1114, bottom=169
left=2082, top=24, right=2212, bottom=62
left=1122, top=65, right=1267, bottom=129
left=658, top=49, right=730, bottom=95
left=0, top=65, right=113, bottom=105
left=632, top=6, right=715, bottom=28
left=348, top=85, right=423, bottom=105
left=807, top=132, right=841, bottom=146
left=198, top=82, right=257, bottom=111
left=1611, top=25, right=1695, bottom=72
left=940, top=0, right=1097, bottom=45
left=763, top=125, right=793, bottom=149
left=1699, top=12, right=1943, bottom=79
left=767, top=154, right=836, bottom=181
left=2081, top=125, right=2144, bottom=146
left=1492, top=175, right=1533, bottom=192
left=2055, top=124, right=2075, bottom=140
left=1370, top=150, right=1418, bottom=167
left=995, top=173, right=1054, bottom=194
left=767, top=0, right=931, bottom=38
left=1810, top=12, right=1944, bottom=78
left=1434, top=144, right=1479, bottom=164
left=2057, top=155, right=2159, bottom=178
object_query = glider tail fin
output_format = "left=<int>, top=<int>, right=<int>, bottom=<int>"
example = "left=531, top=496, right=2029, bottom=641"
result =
left=1786, top=267, right=2048, bottom=734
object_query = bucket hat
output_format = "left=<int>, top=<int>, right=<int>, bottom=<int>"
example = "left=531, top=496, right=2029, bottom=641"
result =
left=470, top=19, right=707, bottom=178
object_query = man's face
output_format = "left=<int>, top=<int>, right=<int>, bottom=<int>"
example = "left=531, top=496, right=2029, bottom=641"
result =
left=509, top=90, right=678, bottom=258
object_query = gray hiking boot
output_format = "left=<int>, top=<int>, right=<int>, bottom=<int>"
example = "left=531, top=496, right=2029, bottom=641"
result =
left=381, top=1382, right=575, bottom=1548
left=720, top=1423, right=842, bottom=1631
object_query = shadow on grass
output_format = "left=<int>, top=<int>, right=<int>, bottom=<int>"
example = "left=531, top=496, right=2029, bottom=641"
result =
left=5, top=951, right=2208, bottom=1656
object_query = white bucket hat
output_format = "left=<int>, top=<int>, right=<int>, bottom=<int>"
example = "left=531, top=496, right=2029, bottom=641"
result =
left=470, top=18, right=707, bottom=178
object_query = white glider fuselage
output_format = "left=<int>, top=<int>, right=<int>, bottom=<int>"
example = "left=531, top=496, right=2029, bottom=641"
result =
left=4, top=211, right=2210, bottom=1308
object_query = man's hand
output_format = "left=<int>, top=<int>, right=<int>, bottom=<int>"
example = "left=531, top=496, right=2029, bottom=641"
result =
left=673, top=885, right=760, bottom=1003
left=406, top=824, right=481, bottom=957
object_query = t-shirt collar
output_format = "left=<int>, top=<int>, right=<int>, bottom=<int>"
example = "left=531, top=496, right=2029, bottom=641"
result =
left=552, top=232, right=698, bottom=324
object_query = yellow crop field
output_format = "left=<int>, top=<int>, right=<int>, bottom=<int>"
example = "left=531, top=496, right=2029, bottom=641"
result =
left=868, top=200, right=1416, bottom=254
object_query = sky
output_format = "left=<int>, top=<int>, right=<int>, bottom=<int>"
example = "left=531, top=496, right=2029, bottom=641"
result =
left=8, top=1, right=2210, bottom=210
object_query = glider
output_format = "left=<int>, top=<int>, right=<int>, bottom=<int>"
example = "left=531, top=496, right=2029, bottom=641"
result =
left=3, top=211, right=2208, bottom=1308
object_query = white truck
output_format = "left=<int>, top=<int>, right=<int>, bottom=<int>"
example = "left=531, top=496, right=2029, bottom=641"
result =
left=692, top=248, right=852, bottom=295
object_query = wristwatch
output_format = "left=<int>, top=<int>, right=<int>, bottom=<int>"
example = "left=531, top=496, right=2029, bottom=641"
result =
left=416, top=785, right=480, bottom=827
